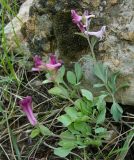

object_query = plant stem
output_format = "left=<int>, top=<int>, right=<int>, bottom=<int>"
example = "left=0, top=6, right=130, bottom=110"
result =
left=87, top=36, right=96, bottom=61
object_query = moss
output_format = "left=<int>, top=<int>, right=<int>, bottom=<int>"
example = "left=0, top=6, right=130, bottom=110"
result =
left=53, top=11, right=88, bottom=61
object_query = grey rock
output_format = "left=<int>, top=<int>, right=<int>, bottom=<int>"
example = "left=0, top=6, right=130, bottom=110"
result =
left=4, top=0, right=134, bottom=105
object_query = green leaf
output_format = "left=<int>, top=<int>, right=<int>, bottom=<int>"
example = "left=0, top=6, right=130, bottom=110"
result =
left=93, top=83, right=105, bottom=88
left=55, top=66, right=65, bottom=84
left=59, top=66, right=65, bottom=78
left=54, top=147, right=71, bottom=158
left=60, top=130, right=75, bottom=139
left=111, top=102, right=123, bottom=122
left=74, top=122, right=91, bottom=136
left=75, top=32, right=87, bottom=38
left=85, top=138, right=102, bottom=147
left=91, top=36, right=98, bottom=49
left=96, top=94, right=107, bottom=111
left=48, top=86, right=69, bottom=98
left=93, top=62, right=108, bottom=83
left=65, top=107, right=78, bottom=121
left=58, top=139, right=76, bottom=149
left=116, top=82, right=129, bottom=92
left=108, top=72, right=119, bottom=93
left=58, top=115, right=72, bottom=127
left=75, top=63, right=82, bottom=82
left=75, top=99, right=92, bottom=115
left=81, top=89, right=93, bottom=101
left=39, top=124, right=53, bottom=136
left=95, top=127, right=107, bottom=134
left=68, top=124, right=80, bottom=134
left=30, top=128, right=40, bottom=138
left=77, top=112, right=89, bottom=121
left=42, top=79, right=52, bottom=84
left=0, top=105, right=4, bottom=113
left=96, top=109, right=106, bottom=124
left=67, top=71, right=76, bottom=85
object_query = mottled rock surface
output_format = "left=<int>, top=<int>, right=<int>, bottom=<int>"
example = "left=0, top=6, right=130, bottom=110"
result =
left=4, top=0, right=34, bottom=49
left=4, top=0, right=134, bottom=105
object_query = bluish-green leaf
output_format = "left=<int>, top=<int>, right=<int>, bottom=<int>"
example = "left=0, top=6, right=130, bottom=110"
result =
left=54, top=147, right=71, bottom=157
left=81, top=89, right=93, bottom=101
left=42, top=79, right=52, bottom=84
left=74, top=122, right=91, bottom=136
left=60, top=130, right=75, bottom=139
left=48, top=86, right=69, bottom=98
left=111, top=102, right=123, bottom=122
left=58, top=139, right=76, bottom=149
left=59, top=66, right=65, bottom=78
left=95, top=127, right=107, bottom=134
left=55, top=66, right=65, bottom=84
left=65, top=107, right=78, bottom=121
left=58, top=114, right=72, bottom=127
left=91, top=36, right=98, bottom=49
left=96, top=109, right=106, bottom=124
left=96, top=94, right=107, bottom=111
left=75, top=99, right=92, bottom=115
left=93, top=62, right=108, bottom=83
left=39, top=124, right=53, bottom=136
left=93, top=83, right=105, bottom=88
left=75, top=63, right=82, bottom=82
left=67, top=71, right=76, bottom=85
left=75, top=32, right=87, bottom=38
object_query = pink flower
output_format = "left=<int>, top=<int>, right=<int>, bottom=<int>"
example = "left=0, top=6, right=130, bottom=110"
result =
left=19, top=96, right=37, bottom=126
left=85, top=26, right=106, bottom=40
left=45, top=54, right=63, bottom=71
left=32, top=54, right=63, bottom=72
left=32, top=55, right=46, bottom=71
left=76, top=22, right=86, bottom=32
left=71, top=10, right=82, bottom=24
left=71, top=10, right=95, bottom=32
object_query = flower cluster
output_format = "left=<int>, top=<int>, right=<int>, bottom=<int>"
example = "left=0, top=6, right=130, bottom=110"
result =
left=71, top=10, right=106, bottom=40
left=32, top=54, right=62, bottom=72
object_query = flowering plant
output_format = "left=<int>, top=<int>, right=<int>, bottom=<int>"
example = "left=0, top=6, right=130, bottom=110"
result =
left=17, top=9, right=128, bottom=159
left=71, top=9, right=106, bottom=60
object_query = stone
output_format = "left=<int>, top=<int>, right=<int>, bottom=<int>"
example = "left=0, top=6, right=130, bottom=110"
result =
left=91, top=0, right=100, bottom=8
left=120, top=32, right=134, bottom=42
left=109, top=0, right=118, bottom=5
left=4, top=0, right=134, bottom=105
left=4, top=0, right=34, bottom=49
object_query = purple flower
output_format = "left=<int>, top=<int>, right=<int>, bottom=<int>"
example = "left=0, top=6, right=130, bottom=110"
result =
left=19, top=96, right=37, bottom=126
left=71, top=10, right=95, bottom=32
left=85, top=26, right=106, bottom=40
left=76, top=22, right=86, bottom=32
left=32, top=55, right=62, bottom=72
left=71, top=10, right=82, bottom=24
left=45, top=54, right=62, bottom=71
left=32, top=55, right=46, bottom=71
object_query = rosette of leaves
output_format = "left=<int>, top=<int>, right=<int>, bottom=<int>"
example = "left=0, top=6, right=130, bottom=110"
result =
left=53, top=89, right=108, bottom=158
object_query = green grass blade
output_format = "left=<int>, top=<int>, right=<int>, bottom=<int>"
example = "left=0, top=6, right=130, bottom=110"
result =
left=9, top=128, right=21, bottom=160
left=118, top=128, right=134, bottom=160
